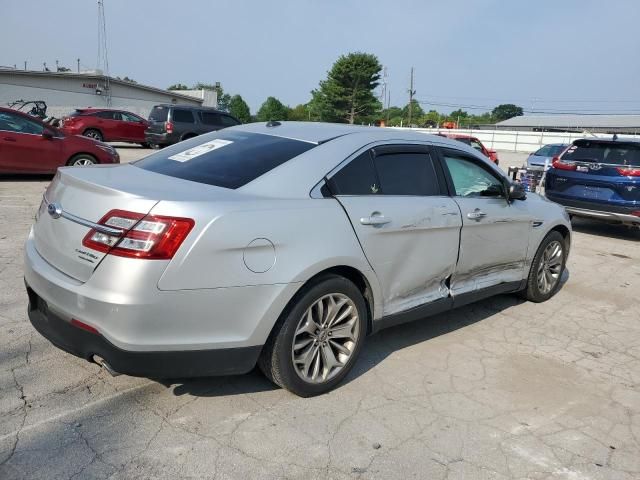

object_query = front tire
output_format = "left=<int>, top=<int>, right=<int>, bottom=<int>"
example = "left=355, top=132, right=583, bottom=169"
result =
left=83, top=129, right=103, bottom=142
left=259, top=275, right=367, bottom=397
left=67, top=154, right=97, bottom=166
left=521, top=231, right=567, bottom=302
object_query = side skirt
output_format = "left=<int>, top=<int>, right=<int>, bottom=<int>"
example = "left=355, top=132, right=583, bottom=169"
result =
left=372, top=281, right=524, bottom=334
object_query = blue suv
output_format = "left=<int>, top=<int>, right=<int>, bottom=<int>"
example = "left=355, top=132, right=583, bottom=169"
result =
left=545, top=138, right=640, bottom=226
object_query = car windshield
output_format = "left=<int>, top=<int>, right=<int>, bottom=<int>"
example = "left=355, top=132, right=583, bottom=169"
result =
left=534, top=145, right=566, bottom=157
left=562, top=141, right=640, bottom=166
left=134, top=130, right=316, bottom=189
left=149, top=106, right=169, bottom=122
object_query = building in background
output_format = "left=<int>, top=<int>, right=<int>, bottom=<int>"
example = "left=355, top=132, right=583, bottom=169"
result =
left=496, top=114, right=640, bottom=134
left=0, top=69, right=204, bottom=118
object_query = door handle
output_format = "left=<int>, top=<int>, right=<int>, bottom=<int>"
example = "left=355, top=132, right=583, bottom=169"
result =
left=3, top=137, right=17, bottom=142
left=360, top=212, right=391, bottom=226
left=467, top=209, right=487, bottom=221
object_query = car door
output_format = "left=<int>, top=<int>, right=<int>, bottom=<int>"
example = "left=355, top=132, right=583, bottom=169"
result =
left=198, top=111, right=223, bottom=133
left=119, top=112, right=147, bottom=142
left=94, top=111, right=118, bottom=141
left=327, top=144, right=462, bottom=316
left=437, top=147, right=532, bottom=297
left=0, top=111, right=62, bottom=173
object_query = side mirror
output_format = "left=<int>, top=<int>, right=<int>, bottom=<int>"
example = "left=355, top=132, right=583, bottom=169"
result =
left=42, top=128, right=55, bottom=139
left=508, top=182, right=527, bottom=201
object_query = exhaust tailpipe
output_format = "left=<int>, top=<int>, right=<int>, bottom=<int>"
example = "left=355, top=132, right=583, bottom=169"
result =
left=92, top=355, right=121, bottom=377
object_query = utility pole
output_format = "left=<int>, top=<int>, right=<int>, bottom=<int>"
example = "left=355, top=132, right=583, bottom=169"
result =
left=408, top=67, right=416, bottom=127
left=24, top=61, right=27, bottom=71
left=386, top=89, right=391, bottom=124
left=77, top=58, right=80, bottom=73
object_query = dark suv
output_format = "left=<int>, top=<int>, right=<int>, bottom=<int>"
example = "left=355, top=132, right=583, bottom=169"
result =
left=545, top=138, right=640, bottom=226
left=145, top=104, right=240, bottom=147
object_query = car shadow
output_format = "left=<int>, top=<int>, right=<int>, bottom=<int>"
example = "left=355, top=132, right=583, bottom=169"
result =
left=571, top=217, right=640, bottom=241
left=161, top=292, right=530, bottom=398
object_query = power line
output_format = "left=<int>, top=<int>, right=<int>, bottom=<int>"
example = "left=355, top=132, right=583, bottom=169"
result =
left=415, top=99, right=640, bottom=115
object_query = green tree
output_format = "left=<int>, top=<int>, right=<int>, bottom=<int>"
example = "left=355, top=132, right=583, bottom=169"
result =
left=402, top=100, right=425, bottom=125
left=491, top=104, right=523, bottom=122
left=167, top=83, right=189, bottom=90
left=310, top=52, right=382, bottom=124
left=288, top=104, right=310, bottom=121
left=257, top=97, right=289, bottom=121
left=228, top=95, right=251, bottom=123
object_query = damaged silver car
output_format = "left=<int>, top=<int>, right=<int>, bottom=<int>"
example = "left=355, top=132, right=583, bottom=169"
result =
left=25, top=122, right=571, bottom=397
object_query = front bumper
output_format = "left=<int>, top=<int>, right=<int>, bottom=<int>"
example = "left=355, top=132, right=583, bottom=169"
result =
left=26, top=285, right=261, bottom=377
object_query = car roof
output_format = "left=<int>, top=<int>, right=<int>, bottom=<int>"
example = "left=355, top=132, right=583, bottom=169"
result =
left=229, top=121, right=462, bottom=145
left=152, top=104, right=229, bottom=113
left=437, top=133, right=478, bottom=140
left=573, top=137, right=640, bottom=146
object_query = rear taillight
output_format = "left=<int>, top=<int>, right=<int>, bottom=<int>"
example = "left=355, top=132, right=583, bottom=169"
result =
left=552, top=156, right=577, bottom=171
left=82, top=209, right=194, bottom=260
left=616, top=167, right=640, bottom=176
left=165, top=121, right=173, bottom=134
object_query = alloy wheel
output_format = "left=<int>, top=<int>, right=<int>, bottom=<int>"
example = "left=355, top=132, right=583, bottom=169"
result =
left=73, top=157, right=96, bottom=166
left=291, top=293, right=360, bottom=384
left=536, top=240, right=563, bottom=294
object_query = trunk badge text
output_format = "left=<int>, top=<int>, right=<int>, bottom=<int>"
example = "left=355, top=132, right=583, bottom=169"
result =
left=47, top=203, right=63, bottom=219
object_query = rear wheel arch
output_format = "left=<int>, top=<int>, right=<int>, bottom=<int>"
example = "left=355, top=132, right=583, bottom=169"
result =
left=82, top=128, right=103, bottom=141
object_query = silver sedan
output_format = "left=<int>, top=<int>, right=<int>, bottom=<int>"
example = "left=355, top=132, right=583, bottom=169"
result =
left=25, top=122, right=571, bottom=396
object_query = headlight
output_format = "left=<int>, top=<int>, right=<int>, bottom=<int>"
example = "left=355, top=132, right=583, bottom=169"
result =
left=96, top=144, right=116, bottom=155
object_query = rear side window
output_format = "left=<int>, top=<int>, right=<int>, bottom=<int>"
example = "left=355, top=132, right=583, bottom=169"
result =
left=134, top=131, right=315, bottom=189
left=199, top=111, right=222, bottom=126
left=562, top=141, right=640, bottom=166
left=95, top=111, right=115, bottom=119
left=149, top=106, right=168, bottom=122
left=374, top=152, right=440, bottom=195
left=172, top=109, right=195, bottom=123
left=329, top=152, right=379, bottom=195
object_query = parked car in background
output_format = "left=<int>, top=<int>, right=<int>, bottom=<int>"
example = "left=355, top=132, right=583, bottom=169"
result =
left=25, top=122, right=571, bottom=397
left=61, top=108, right=149, bottom=146
left=545, top=138, right=640, bottom=226
left=144, top=104, right=241, bottom=147
left=437, top=133, right=499, bottom=164
left=526, top=143, right=569, bottom=170
left=0, top=107, right=119, bottom=174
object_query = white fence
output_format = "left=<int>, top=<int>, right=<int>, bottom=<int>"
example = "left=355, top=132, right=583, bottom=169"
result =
left=391, top=127, right=640, bottom=153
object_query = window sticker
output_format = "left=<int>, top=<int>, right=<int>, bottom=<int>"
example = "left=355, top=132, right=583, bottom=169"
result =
left=168, top=139, right=233, bottom=162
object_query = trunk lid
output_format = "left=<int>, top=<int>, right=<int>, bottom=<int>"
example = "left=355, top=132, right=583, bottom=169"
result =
left=33, top=164, right=236, bottom=282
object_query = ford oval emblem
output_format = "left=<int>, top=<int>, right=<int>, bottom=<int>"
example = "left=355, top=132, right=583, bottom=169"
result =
left=47, top=203, right=63, bottom=219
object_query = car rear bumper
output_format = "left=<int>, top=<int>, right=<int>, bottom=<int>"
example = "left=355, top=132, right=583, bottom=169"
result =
left=23, top=229, right=299, bottom=377
left=26, top=285, right=262, bottom=378
left=545, top=194, right=640, bottom=224
left=144, top=132, right=178, bottom=145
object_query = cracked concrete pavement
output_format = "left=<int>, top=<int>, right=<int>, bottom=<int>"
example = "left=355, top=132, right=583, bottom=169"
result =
left=1, top=149, right=639, bottom=479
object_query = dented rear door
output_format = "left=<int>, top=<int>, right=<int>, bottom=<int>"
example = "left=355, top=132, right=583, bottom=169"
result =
left=329, top=144, right=462, bottom=316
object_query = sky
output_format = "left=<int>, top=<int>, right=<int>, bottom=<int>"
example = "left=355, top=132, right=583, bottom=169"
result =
left=2, top=0, right=640, bottom=114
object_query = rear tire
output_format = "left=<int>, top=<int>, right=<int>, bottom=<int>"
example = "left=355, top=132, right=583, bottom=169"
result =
left=258, top=275, right=367, bottom=397
left=139, top=142, right=150, bottom=148
left=83, top=129, right=103, bottom=142
left=520, top=231, right=567, bottom=302
left=66, top=154, right=97, bottom=167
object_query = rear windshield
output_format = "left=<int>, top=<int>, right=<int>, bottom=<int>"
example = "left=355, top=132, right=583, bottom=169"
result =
left=149, top=106, right=168, bottom=122
left=562, top=140, right=640, bottom=166
left=134, top=130, right=316, bottom=189
left=534, top=144, right=567, bottom=157
left=452, top=137, right=471, bottom=145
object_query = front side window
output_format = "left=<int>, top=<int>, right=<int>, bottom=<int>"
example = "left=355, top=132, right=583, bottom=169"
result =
left=0, top=112, right=44, bottom=135
left=172, top=109, right=195, bottom=123
left=442, top=150, right=504, bottom=197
